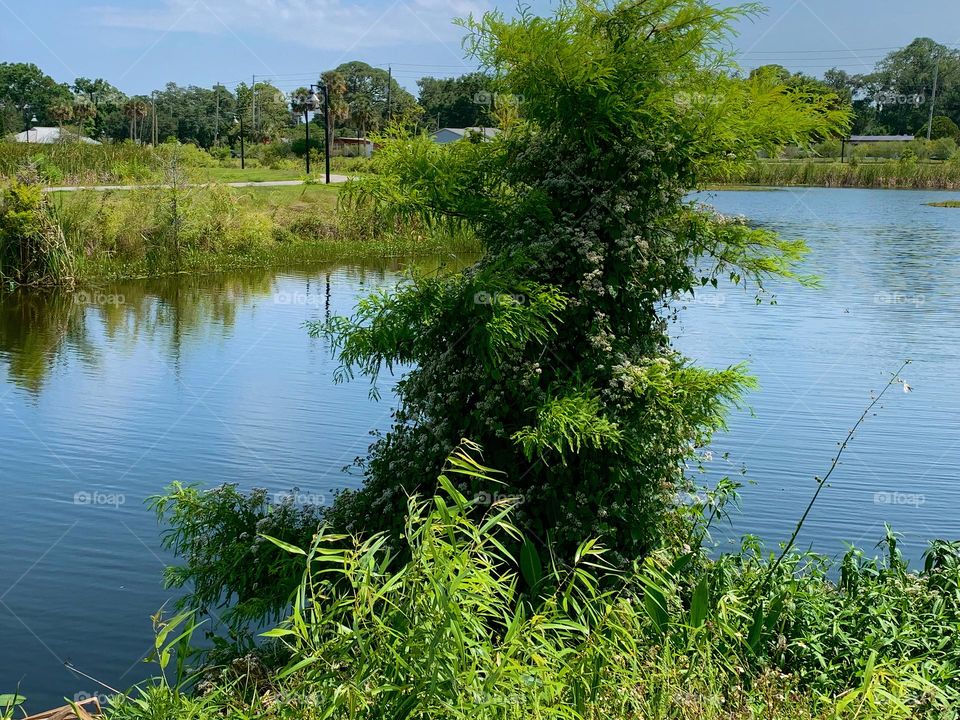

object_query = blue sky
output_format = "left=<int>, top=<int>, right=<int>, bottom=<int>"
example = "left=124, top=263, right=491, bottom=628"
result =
left=2, top=0, right=959, bottom=97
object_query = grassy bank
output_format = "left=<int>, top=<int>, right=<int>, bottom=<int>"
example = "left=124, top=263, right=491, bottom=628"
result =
left=715, top=158, right=960, bottom=189
left=1, top=181, right=477, bottom=285
left=48, top=448, right=958, bottom=720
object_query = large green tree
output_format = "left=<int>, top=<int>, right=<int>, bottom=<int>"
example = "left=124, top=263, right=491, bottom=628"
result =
left=825, top=38, right=960, bottom=136
left=331, top=61, right=419, bottom=133
left=0, top=62, right=72, bottom=134
left=317, top=0, right=849, bottom=563
left=417, top=72, right=497, bottom=130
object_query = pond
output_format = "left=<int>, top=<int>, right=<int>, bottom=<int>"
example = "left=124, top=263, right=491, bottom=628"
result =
left=2, top=187, right=959, bottom=709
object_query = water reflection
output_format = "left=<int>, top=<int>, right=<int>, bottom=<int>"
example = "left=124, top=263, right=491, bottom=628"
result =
left=0, top=256, right=466, bottom=395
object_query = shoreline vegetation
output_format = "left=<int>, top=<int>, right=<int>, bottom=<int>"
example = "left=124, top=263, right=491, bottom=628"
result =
left=0, top=146, right=478, bottom=287
left=711, top=158, right=960, bottom=190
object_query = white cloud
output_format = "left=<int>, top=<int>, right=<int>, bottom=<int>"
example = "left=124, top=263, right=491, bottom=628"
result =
left=93, top=0, right=488, bottom=52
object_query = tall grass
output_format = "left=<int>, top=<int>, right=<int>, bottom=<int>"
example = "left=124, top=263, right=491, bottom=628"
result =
left=721, top=158, right=960, bottom=189
left=40, top=182, right=478, bottom=283
left=0, top=181, right=74, bottom=285
left=109, top=443, right=960, bottom=720
left=0, top=141, right=164, bottom=185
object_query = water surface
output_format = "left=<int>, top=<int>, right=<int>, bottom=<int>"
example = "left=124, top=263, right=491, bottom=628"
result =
left=2, top=188, right=959, bottom=709
left=679, top=187, right=960, bottom=559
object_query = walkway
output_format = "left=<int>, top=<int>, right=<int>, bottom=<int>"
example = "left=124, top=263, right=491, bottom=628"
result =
left=44, top=177, right=351, bottom=192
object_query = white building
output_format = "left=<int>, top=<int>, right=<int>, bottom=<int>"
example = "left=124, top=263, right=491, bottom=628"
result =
left=12, top=127, right=100, bottom=144
left=430, top=127, right=500, bottom=144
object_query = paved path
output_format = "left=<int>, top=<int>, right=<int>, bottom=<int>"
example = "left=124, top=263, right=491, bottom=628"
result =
left=44, top=177, right=351, bottom=192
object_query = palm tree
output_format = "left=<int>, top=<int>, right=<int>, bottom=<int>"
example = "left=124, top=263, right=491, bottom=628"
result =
left=73, top=100, right=97, bottom=136
left=321, top=71, right=349, bottom=146
left=50, top=102, right=73, bottom=136
left=123, top=99, right=148, bottom=142
left=350, top=96, right=377, bottom=141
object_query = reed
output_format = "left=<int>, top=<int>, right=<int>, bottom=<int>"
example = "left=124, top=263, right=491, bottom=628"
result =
left=719, top=158, right=960, bottom=189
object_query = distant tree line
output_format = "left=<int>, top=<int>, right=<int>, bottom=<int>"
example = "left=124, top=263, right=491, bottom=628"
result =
left=0, top=60, right=499, bottom=149
left=753, top=38, right=960, bottom=140
left=4, top=38, right=956, bottom=148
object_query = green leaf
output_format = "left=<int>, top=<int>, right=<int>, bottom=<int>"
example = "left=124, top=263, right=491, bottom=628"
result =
left=644, top=586, right=669, bottom=636
left=689, top=576, right=709, bottom=629
left=260, top=627, right=297, bottom=639
left=260, top=534, right=307, bottom=556
left=0, top=694, right=26, bottom=708
left=519, top=538, right=542, bottom=587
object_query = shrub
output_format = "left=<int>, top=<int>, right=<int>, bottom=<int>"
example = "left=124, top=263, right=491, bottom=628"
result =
left=124, top=446, right=960, bottom=719
left=311, top=0, right=848, bottom=567
left=0, top=180, right=73, bottom=284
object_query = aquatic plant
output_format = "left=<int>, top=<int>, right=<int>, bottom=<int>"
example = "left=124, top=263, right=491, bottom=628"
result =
left=0, top=180, right=73, bottom=285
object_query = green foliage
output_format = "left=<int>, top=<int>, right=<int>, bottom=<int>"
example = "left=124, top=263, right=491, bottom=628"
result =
left=315, top=0, right=850, bottom=563
left=331, top=61, right=420, bottom=133
left=122, top=448, right=960, bottom=718
left=148, top=482, right=323, bottom=634
left=930, top=115, right=960, bottom=142
left=0, top=180, right=73, bottom=284
left=417, top=72, right=498, bottom=130
left=0, top=693, right=26, bottom=720
left=0, top=62, right=73, bottom=133
left=0, top=141, right=165, bottom=185
left=725, top=157, right=960, bottom=189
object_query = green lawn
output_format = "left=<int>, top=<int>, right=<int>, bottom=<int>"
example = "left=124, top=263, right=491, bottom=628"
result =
left=194, top=166, right=308, bottom=183
left=48, top=181, right=342, bottom=214
left=231, top=183, right=341, bottom=213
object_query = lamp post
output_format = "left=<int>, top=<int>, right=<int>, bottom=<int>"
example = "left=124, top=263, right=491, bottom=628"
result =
left=304, top=102, right=311, bottom=176
left=306, top=83, right=331, bottom=184
left=28, top=114, right=37, bottom=143
left=234, top=115, right=245, bottom=169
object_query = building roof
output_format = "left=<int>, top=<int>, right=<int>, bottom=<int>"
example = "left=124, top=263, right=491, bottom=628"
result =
left=432, top=127, right=501, bottom=139
left=847, top=135, right=914, bottom=143
left=12, top=127, right=101, bottom=144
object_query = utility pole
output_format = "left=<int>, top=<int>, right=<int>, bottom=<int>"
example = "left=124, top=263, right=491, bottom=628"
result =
left=252, top=74, right=257, bottom=141
left=926, top=52, right=941, bottom=141
left=214, top=83, right=220, bottom=146
left=386, top=65, right=392, bottom=123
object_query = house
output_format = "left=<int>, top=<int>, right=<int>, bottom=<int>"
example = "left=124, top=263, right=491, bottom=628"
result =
left=332, top=136, right=375, bottom=158
left=430, top=127, right=500, bottom=144
left=12, top=126, right=100, bottom=144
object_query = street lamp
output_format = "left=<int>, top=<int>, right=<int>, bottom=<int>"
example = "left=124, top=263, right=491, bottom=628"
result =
left=305, top=83, right=331, bottom=184
left=234, top=115, right=245, bottom=169
left=28, top=114, right=37, bottom=143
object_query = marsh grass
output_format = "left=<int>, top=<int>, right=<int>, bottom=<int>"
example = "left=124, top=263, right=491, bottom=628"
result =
left=0, top=142, right=167, bottom=186
left=719, top=158, right=960, bottom=189
left=43, top=183, right=478, bottom=283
